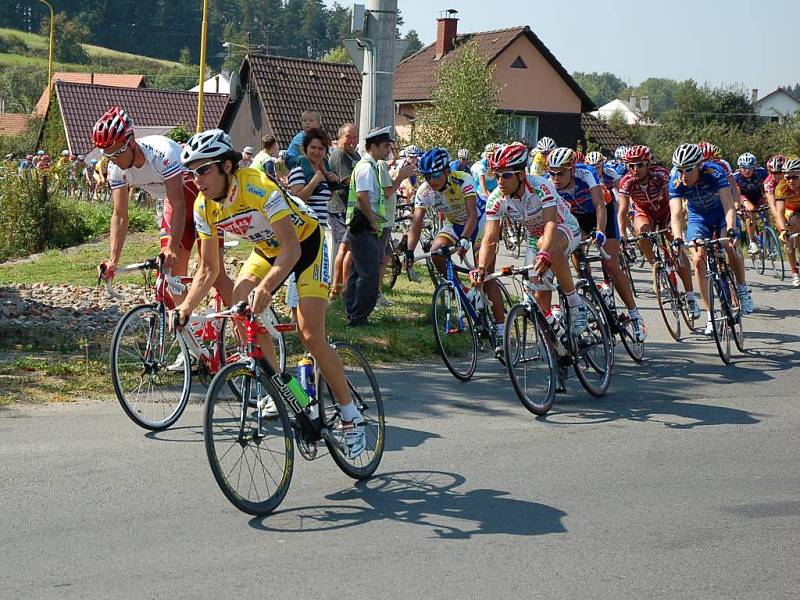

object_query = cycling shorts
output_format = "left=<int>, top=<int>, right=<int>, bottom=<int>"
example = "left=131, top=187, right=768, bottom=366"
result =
left=525, top=223, right=581, bottom=263
left=686, top=209, right=726, bottom=242
left=437, top=215, right=486, bottom=245
left=740, top=195, right=765, bottom=210
left=240, top=225, right=329, bottom=300
left=160, top=173, right=203, bottom=250
left=634, top=204, right=671, bottom=230
left=575, top=200, right=620, bottom=240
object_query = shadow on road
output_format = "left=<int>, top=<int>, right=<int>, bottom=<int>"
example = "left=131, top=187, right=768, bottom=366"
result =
left=249, top=470, right=567, bottom=539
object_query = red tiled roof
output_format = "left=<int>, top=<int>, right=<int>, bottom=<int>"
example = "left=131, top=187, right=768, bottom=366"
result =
left=224, top=55, right=361, bottom=148
left=0, top=113, right=30, bottom=137
left=394, top=25, right=594, bottom=112
left=580, top=113, right=633, bottom=154
left=53, top=81, right=227, bottom=156
left=33, top=72, right=145, bottom=116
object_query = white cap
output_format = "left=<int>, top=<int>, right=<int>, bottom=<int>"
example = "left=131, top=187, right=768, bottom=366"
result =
left=243, top=146, right=254, bottom=155
left=61, top=150, right=69, bottom=156
left=364, top=126, right=395, bottom=143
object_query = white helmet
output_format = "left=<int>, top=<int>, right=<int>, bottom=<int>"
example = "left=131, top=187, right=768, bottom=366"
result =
left=181, top=129, right=234, bottom=165
left=404, top=144, right=422, bottom=158
left=672, top=143, right=704, bottom=170
left=547, top=147, right=576, bottom=169
left=61, top=149, right=69, bottom=156
left=783, top=158, right=800, bottom=174
left=536, top=136, right=556, bottom=152
left=614, top=146, right=630, bottom=161
left=737, top=152, right=757, bottom=169
left=457, top=148, right=470, bottom=159
left=586, top=151, right=605, bottom=165
left=77, top=154, right=85, bottom=161
left=242, top=146, right=254, bottom=155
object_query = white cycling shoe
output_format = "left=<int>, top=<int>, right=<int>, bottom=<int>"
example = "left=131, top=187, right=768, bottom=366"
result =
left=685, top=294, right=701, bottom=320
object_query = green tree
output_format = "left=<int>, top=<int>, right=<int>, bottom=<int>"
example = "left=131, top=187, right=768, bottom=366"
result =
left=402, top=29, right=423, bottom=59
left=0, top=68, right=47, bottom=114
left=166, top=124, right=193, bottom=144
left=321, top=46, right=351, bottom=64
left=179, top=47, right=192, bottom=66
left=415, top=42, right=502, bottom=157
left=629, top=77, right=679, bottom=117
left=572, top=71, right=629, bottom=107
left=41, top=12, right=89, bottom=64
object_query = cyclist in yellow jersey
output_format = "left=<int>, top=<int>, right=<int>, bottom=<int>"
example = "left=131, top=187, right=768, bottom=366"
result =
left=530, top=136, right=556, bottom=177
left=173, top=129, right=365, bottom=448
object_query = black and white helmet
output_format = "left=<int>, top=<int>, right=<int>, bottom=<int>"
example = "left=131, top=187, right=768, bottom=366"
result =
left=536, top=136, right=556, bottom=152
left=457, top=148, right=470, bottom=159
left=672, top=143, right=704, bottom=170
left=181, top=129, right=234, bottom=165
left=783, top=158, right=800, bottom=174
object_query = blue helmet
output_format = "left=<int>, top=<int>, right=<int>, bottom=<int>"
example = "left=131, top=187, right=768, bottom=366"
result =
left=418, top=147, right=451, bottom=175
left=737, top=152, right=757, bottom=169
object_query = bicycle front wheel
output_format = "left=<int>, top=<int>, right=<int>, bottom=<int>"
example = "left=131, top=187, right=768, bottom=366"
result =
left=432, top=282, right=478, bottom=381
left=110, top=303, right=191, bottom=431
left=572, top=298, right=612, bottom=397
left=319, top=342, right=385, bottom=479
left=708, top=276, right=731, bottom=365
left=763, top=228, right=785, bottom=281
left=203, top=362, right=294, bottom=516
left=653, top=265, right=681, bottom=342
left=504, top=304, right=556, bottom=415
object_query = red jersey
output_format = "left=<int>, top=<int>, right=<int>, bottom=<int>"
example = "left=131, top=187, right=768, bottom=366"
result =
left=764, top=173, right=779, bottom=195
left=618, top=166, right=671, bottom=215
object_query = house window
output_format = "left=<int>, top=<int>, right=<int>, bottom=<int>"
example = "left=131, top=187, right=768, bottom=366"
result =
left=510, top=56, right=527, bottom=69
left=505, top=115, right=539, bottom=145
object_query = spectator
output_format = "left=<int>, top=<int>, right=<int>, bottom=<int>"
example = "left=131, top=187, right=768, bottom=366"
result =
left=252, top=134, right=279, bottom=178
left=285, top=109, right=321, bottom=169
left=345, top=126, right=414, bottom=326
left=239, top=146, right=254, bottom=168
left=328, top=123, right=360, bottom=297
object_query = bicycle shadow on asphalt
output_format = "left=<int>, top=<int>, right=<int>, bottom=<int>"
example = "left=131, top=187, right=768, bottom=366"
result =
left=248, top=470, right=567, bottom=539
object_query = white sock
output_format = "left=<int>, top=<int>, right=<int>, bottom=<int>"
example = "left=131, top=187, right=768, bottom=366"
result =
left=736, top=283, right=747, bottom=293
left=340, top=402, right=360, bottom=422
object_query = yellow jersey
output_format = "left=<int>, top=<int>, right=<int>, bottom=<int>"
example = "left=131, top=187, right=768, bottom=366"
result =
left=530, top=151, right=548, bottom=177
left=194, top=167, right=318, bottom=258
left=775, top=179, right=800, bottom=212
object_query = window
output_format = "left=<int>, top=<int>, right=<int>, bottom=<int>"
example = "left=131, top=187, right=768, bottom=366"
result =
left=505, top=115, right=539, bottom=145
left=510, top=56, right=527, bottom=69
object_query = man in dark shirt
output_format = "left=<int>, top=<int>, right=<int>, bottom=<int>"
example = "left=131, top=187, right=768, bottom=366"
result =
left=328, top=123, right=360, bottom=297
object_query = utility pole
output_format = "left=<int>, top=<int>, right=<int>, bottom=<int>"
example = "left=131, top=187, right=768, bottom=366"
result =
left=357, top=0, right=397, bottom=143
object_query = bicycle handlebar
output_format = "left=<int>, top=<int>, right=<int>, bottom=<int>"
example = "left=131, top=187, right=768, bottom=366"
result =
left=686, top=236, right=733, bottom=249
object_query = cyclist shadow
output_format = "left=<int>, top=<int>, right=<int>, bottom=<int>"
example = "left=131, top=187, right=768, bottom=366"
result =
left=384, top=424, right=442, bottom=451
left=249, top=470, right=567, bottom=539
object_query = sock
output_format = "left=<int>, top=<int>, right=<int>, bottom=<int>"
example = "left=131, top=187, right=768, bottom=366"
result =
left=340, top=401, right=360, bottom=422
left=736, top=283, right=747, bottom=293
left=629, top=308, right=640, bottom=320
left=565, top=290, right=579, bottom=307
left=496, top=323, right=505, bottom=337
left=707, top=310, right=713, bottom=321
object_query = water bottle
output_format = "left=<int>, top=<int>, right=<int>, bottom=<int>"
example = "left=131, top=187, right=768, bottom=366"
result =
left=282, top=373, right=310, bottom=409
left=297, top=355, right=315, bottom=400
left=598, top=281, right=613, bottom=309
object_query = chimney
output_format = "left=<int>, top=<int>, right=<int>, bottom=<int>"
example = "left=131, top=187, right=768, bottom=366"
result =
left=90, top=72, right=94, bottom=85
left=435, top=9, right=459, bottom=60
left=640, top=96, right=650, bottom=113
left=629, top=95, right=637, bottom=109
left=751, top=88, right=758, bottom=104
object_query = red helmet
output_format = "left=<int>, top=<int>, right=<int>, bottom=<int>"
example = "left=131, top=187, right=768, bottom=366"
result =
left=489, top=142, right=529, bottom=171
left=624, top=145, right=652, bottom=163
left=92, top=106, right=133, bottom=149
left=698, top=141, right=721, bottom=160
left=574, top=150, right=585, bottom=164
left=767, top=154, right=785, bottom=173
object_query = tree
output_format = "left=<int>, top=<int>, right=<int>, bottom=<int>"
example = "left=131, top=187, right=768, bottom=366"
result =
left=41, top=12, right=88, bottom=64
left=572, top=71, right=629, bottom=107
left=179, top=47, right=192, bottom=66
left=629, top=77, right=679, bottom=117
left=402, top=29, right=423, bottom=59
left=321, top=46, right=351, bottom=64
left=415, top=42, right=502, bottom=157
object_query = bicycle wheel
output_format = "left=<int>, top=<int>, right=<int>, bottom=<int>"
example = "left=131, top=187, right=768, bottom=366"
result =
left=478, top=279, right=516, bottom=366
left=431, top=282, right=478, bottom=381
left=319, top=341, right=385, bottom=479
left=384, top=251, right=401, bottom=291
left=762, top=227, right=785, bottom=281
left=572, top=298, right=612, bottom=397
left=620, top=251, right=638, bottom=298
left=720, top=273, right=745, bottom=353
left=653, top=264, right=681, bottom=341
left=618, top=313, right=645, bottom=363
left=110, top=304, right=192, bottom=431
left=504, top=304, right=556, bottom=415
left=203, top=362, right=294, bottom=516
left=513, top=222, right=524, bottom=259
left=708, top=276, right=731, bottom=365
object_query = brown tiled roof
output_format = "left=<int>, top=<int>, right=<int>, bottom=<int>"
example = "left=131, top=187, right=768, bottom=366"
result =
left=224, top=55, right=361, bottom=148
left=580, top=113, right=633, bottom=154
left=33, top=72, right=145, bottom=116
left=0, top=113, right=30, bottom=137
left=53, top=81, right=227, bottom=156
left=394, top=25, right=594, bottom=112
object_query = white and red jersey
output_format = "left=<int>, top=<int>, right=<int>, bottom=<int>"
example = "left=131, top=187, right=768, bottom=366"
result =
left=618, top=165, right=671, bottom=215
left=107, top=135, right=185, bottom=198
left=485, top=174, right=579, bottom=238
left=764, top=173, right=780, bottom=195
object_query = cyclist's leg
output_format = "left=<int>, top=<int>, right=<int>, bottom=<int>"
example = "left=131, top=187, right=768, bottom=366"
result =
left=786, top=211, right=800, bottom=273
left=430, top=225, right=458, bottom=274
left=236, top=252, right=282, bottom=371
left=599, top=202, right=637, bottom=311
left=633, top=212, right=656, bottom=263
left=686, top=217, right=711, bottom=312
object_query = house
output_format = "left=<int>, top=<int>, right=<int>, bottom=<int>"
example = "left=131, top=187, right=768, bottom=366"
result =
left=32, top=72, right=145, bottom=117
left=190, top=73, right=230, bottom=94
left=40, top=80, right=228, bottom=157
left=591, top=98, right=643, bottom=125
left=580, top=114, right=633, bottom=155
left=219, top=55, right=362, bottom=152
left=393, top=17, right=595, bottom=147
left=0, top=113, right=30, bottom=137
left=753, top=88, right=800, bottom=123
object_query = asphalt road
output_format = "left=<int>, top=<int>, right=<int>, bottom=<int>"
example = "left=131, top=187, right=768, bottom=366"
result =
left=2, top=264, right=800, bottom=599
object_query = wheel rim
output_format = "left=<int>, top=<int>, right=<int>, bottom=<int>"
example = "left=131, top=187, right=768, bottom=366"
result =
left=432, top=284, right=477, bottom=380
left=573, top=300, right=611, bottom=395
left=505, top=305, right=555, bottom=411
left=653, top=265, right=681, bottom=341
left=709, top=278, right=731, bottom=364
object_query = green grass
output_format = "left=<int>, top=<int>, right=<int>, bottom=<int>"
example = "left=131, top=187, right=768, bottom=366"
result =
left=0, top=354, right=109, bottom=405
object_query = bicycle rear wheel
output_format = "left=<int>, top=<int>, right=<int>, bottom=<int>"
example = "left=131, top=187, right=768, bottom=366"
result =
left=203, top=362, right=294, bottom=516
left=653, top=264, right=681, bottom=341
left=110, top=303, right=191, bottom=431
left=319, top=342, right=385, bottom=479
left=504, top=303, right=556, bottom=415
left=708, top=276, right=731, bottom=365
left=572, top=299, right=612, bottom=397
left=432, top=282, right=478, bottom=381
left=762, top=227, right=785, bottom=281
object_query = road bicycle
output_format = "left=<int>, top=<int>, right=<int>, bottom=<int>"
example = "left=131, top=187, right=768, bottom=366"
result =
left=384, top=203, right=434, bottom=290
left=202, top=302, right=385, bottom=516
left=104, top=254, right=286, bottom=431
left=495, top=264, right=612, bottom=415
left=739, top=206, right=785, bottom=280
left=417, top=245, right=517, bottom=381
left=687, top=237, right=744, bottom=365
left=575, top=239, right=645, bottom=364
left=618, top=236, right=639, bottom=298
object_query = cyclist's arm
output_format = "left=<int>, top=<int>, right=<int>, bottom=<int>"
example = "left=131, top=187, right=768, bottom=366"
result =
left=669, top=197, right=685, bottom=241
left=617, top=192, right=631, bottom=234
left=774, top=199, right=788, bottom=232
left=478, top=219, right=501, bottom=272
left=163, top=176, right=186, bottom=255
left=719, top=186, right=737, bottom=231
left=108, top=185, right=131, bottom=265
left=590, top=186, right=606, bottom=232
left=478, top=173, right=489, bottom=198
left=405, top=206, right=426, bottom=254
left=178, top=237, right=221, bottom=317
left=765, top=190, right=778, bottom=219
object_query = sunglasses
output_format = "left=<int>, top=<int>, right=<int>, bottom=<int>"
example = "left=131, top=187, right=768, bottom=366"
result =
left=424, top=170, right=445, bottom=180
left=548, top=169, right=569, bottom=177
left=785, top=174, right=800, bottom=181
left=102, top=139, right=131, bottom=159
left=497, top=170, right=521, bottom=180
left=676, top=167, right=697, bottom=174
left=188, top=160, right=220, bottom=177
left=627, top=161, right=647, bottom=169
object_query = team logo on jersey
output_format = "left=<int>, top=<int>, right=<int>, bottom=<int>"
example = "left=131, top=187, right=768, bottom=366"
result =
left=247, top=184, right=265, bottom=198
left=217, top=214, right=253, bottom=236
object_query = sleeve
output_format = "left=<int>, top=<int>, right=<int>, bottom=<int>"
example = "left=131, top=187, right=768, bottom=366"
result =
left=578, top=167, right=600, bottom=189
left=484, top=188, right=505, bottom=221
left=285, top=132, right=304, bottom=158
left=264, top=188, right=292, bottom=223
left=263, top=158, right=277, bottom=179
left=668, top=172, right=683, bottom=199
left=378, top=161, right=393, bottom=187
left=618, top=173, right=632, bottom=196
left=107, top=163, right=127, bottom=190
left=288, top=166, right=307, bottom=188
left=710, top=166, right=731, bottom=190
left=152, top=139, right=183, bottom=181
left=193, top=198, right=217, bottom=239
left=328, top=151, right=347, bottom=179
left=459, top=173, right=476, bottom=197
left=354, top=163, right=374, bottom=193
left=414, top=183, right=433, bottom=208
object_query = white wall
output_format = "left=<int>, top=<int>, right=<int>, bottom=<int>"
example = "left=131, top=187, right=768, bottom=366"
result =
left=755, top=92, right=800, bottom=118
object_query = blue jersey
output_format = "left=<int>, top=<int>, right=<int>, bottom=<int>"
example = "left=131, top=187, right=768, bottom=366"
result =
left=669, top=162, right=730, bottom=215
left=589, top=162, right=621, bottom=191
left=470, top=158, right=498, bottom=197
left=607, top=160, right=628, bottom=179
left=733, top=167, right=768, bottom=203
left=546, top=164, right=601, bottom=215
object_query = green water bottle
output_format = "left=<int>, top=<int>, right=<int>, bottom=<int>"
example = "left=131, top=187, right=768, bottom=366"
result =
left=282, top=373, right=310, bottom=408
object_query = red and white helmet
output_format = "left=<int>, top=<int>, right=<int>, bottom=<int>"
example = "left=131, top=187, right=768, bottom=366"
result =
left=489, top=143, right=529, bottom=171
left=766, top=154, right=785, bottom=173
left=92, top=106, right=133, bottom=149
left=624, top=145, right=652, bottom=163
left=698, top=141, right=721, bottom=160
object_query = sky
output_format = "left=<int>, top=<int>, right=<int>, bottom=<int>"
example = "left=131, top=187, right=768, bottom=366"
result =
left=326, top=0, right=798, bottom=97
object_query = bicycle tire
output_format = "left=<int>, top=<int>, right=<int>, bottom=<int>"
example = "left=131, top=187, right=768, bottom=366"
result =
left=110, top=303, right=191, bottom=431
left=653, top=264, right=681, bottom=341
left=620, top=251, right=638, bottom=298
left=720, top=271, right=745, bottom=353
left=572, top=298, right=612, bottom=397
left=478, top=279, right=515, bottom=366
left=319, top=341, right=385, bottom=479
left=513, top=222, right=524, bottom=259
left=504, top=304, right=556, bottom=415
left=763, top=227, right=785, bottom=281
left=203, top=362, right=294, bottom=516
left=385, top=252, right=401, bottom=291
left=618, top=313, right=645, bottom=363
left=431, top=282, right=478, bottom=381
left=708, top=276, right=731, bottom=365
